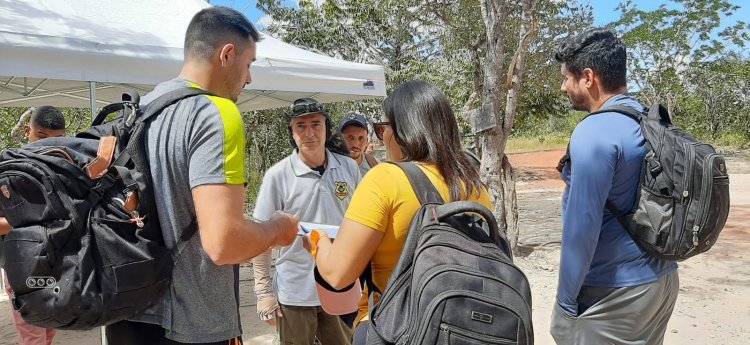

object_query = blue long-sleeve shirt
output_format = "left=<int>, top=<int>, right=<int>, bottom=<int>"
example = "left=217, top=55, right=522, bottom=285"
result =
left=556, top=93, right=678, bottom=316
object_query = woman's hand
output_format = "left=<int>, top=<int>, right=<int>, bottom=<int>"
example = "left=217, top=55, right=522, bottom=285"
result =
left=303, top=230, right=331, bottom=259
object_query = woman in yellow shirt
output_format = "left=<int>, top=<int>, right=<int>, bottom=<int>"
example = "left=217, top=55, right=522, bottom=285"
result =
left=312, top=80, right=493, bottom=344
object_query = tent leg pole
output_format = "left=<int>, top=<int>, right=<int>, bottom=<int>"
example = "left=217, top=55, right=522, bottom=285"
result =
left=89, top=81, right=97, bottom=122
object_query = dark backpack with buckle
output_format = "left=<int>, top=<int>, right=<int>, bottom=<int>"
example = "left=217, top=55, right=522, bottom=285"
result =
left=365, top=162, right=534, bottom=345
left=0, top=87, right=210, bottom=329
left=557, top=103, right=730, bottom=261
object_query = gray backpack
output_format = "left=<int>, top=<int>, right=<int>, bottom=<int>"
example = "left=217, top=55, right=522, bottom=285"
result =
left=558, top=103, right=731, bottom=261
left=364, top=162, right=533, bottom=345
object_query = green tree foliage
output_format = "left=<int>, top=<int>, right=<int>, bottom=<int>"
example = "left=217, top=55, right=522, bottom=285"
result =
left=611, top=0, right=749, bottom=128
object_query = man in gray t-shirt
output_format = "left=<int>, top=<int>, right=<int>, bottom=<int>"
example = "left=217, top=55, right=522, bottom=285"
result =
left=104, top=7, right=298, bottom=345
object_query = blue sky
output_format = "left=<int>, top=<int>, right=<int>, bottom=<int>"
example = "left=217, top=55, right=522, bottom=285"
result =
left=209, top=0, right=749, bottom=29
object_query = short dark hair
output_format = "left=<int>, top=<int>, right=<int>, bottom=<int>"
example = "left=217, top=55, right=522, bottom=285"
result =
left=30, top=106, right=65, bottom=130
left=555, top=28, right=627, bottom=92
left=184, top=6, right=261, bottom=61
left=383, top=80, right=484, bottom=201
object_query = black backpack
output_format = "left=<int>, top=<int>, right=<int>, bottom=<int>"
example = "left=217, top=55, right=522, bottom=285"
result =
left=365, top=162, right=534, bottom=345
left=0, top=88, right=209, bottom=329
left=558, top=103, right=731, bottom=261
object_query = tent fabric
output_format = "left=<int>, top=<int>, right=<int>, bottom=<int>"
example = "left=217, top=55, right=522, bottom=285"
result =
left=0, top=0, right=386, bottom=111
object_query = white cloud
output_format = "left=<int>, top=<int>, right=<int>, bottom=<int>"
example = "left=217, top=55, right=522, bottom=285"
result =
left=256, top=14, right=275, bottom=29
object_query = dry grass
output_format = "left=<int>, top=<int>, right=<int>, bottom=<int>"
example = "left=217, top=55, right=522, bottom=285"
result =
left=505, top=136, right=568, bottom=154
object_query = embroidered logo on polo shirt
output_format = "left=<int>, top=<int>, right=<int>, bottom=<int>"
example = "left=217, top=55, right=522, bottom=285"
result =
left=334, top=181, right=349, bottom=201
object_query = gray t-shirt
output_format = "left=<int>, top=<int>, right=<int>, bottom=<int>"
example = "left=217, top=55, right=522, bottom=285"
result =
left=253, top=150, right=361, bottom=305
left=129, top=79, right=246, bottom=343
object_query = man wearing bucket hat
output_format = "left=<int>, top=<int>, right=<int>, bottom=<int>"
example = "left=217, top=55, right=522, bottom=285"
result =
left=338, top=112, right=379, bottom=176
left=251, top=98, right=361, bottom=344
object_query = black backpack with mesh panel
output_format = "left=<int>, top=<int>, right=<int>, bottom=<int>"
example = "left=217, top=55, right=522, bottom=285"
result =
left=558, top=103, right=730, bottom=261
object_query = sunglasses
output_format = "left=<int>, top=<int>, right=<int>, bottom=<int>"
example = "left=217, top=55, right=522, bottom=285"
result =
left=291, top=102, right=325, bottom=116
left=373, top=121, right=390, bottom=140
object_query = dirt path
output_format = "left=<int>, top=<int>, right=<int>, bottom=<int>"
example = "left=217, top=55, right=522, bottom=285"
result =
left=0, top=149, right=747, bottom=345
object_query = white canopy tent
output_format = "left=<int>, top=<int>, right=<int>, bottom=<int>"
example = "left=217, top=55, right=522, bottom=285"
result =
left=0, top=0, right=386, bottom=113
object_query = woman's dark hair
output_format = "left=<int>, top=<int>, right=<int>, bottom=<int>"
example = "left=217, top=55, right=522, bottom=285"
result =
left=383, top=80, right=484, bottom=201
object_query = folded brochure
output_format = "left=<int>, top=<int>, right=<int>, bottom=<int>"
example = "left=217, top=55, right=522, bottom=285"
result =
left=298, top=222, right=340, bottom=239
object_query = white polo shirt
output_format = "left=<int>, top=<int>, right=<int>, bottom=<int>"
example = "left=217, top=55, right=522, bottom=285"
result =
left=252, top=149, right=362, bottom=306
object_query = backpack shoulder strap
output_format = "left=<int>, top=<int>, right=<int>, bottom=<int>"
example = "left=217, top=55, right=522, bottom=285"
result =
left=556, top=104, right=645, bottom=173
left=365, top=153, right=379, bottom=168
left=587, top=105, right=644, bottom=122
left=362, top=161, right=443, bottom=298
left=389, top=162, right=444, bottom=205
left=137, top=87, right=214, bottom=125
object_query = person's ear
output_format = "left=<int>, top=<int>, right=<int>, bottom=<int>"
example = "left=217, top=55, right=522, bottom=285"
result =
left=218, top=44, right=236, bottom=68
left=582, top=68, right=595, bottom=88
left=23, top=125, right=31, bottom=137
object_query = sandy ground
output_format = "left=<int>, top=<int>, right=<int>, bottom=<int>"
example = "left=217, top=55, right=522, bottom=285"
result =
left=0, top=149, right=748, bottom=345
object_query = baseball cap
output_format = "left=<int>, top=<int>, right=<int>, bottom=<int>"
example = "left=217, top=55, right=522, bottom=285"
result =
left=314, top=266, right=362, bottom=315
left=338, top=111, right=369, bottom=132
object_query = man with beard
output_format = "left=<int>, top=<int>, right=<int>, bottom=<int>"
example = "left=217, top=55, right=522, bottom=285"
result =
left=551, top=28, right=679, bottom=345
left=339, top=112, right=379, bottom=176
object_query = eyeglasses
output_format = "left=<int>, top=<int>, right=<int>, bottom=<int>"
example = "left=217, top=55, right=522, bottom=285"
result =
left=373, top=121, right=390, bottom=140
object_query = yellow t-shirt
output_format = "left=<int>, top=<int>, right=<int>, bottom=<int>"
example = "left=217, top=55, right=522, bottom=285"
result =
left=344, top=162, right=494, bottom=324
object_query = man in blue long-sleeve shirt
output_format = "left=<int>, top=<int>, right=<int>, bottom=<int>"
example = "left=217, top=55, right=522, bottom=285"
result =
left=550, top=28, right=679, bottom=345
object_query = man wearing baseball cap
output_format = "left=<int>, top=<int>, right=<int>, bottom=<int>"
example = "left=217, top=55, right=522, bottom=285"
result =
left=251, top=98, right=360, bottom=344
left=339, top=112, right=379, bottom=176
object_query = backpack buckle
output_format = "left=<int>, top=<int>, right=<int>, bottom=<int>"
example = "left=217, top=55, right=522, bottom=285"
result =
left=645, top=151, right=661, bottom=175
left=124, top=102, right=139, bottom=128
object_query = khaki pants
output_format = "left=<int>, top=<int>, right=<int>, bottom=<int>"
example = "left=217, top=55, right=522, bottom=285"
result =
left=278, top=304, right=351, bottom=345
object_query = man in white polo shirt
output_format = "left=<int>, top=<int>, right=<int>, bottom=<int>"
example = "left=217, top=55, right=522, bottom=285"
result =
left=251, top=98, right=360, bottom=344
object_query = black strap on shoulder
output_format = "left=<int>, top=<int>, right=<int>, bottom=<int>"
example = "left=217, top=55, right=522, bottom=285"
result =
left=389, top=162, right=444, bottom=205
left=91, top=88, right=213, bottom=128
left=556, top=105, right=645, bottom=173
left=558, top=104, right=650, bottom=234
left=136, top=87, right=214, bottom=125
left=587, top=105, right=645, bottom=122
left=361, top=162, right=444, bottom=298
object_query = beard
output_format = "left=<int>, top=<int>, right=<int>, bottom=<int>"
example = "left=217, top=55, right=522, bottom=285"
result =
left=567, top=91, right=589, bottom=112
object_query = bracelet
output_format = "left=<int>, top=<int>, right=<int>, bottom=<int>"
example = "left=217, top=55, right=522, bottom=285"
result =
left=310, top=229, right=330, bottom=259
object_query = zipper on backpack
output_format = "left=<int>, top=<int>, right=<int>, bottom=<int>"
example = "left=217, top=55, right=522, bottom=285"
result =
left=440, top=323, right=516, bottom=344
left=412, top=268, right=532, bottom=342
left=687, top=153, right=727, bottom=255
left=414, top=290, right=531, bottom=345
left=0, top=161, right=79, bottom=231
left=681, top=143, right=694, bottom=205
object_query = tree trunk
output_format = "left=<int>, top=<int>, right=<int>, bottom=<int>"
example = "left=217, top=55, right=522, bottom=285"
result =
left=478, top=0, right=511, bottom=250
left=479, top=0, right=536, bottom=255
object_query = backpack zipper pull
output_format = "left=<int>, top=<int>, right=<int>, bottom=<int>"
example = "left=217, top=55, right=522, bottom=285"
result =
left=130, top=211, right=145, bottom=228
left=692, top=226, right=699, bottom=247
